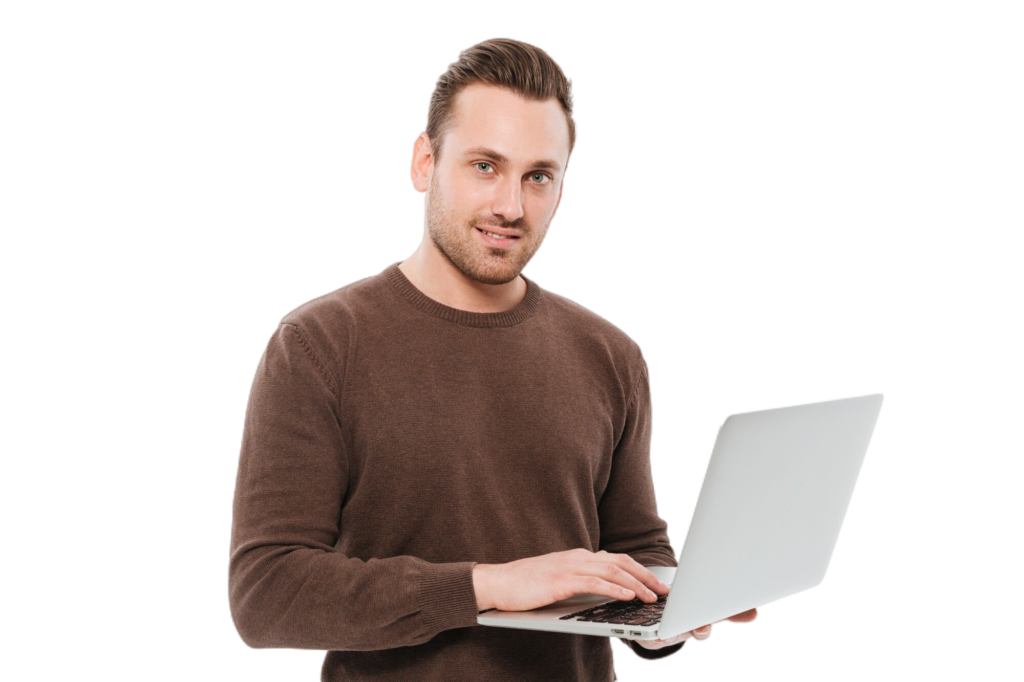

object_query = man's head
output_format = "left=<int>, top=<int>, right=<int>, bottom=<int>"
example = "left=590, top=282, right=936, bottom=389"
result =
left=425, top=38, right=576, bottom=165
left=410, top=38, right=575, bottom=286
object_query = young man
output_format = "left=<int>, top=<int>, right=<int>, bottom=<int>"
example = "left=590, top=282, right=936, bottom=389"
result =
left=229, top=38, right=754, bottom=682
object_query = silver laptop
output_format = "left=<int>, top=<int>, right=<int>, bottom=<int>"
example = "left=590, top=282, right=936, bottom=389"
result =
left=477, top=394, right=884, bottom=641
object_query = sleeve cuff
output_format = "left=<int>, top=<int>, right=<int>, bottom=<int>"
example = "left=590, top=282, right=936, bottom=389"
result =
left=624, top=637, right=686, bottom=659
left=417, top=561, right=480, bottom=636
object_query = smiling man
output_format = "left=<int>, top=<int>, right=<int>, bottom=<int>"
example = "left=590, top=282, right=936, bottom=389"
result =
left=229, top=38, right=752, bottom=682
left=400, top=80, right=565, bottom=301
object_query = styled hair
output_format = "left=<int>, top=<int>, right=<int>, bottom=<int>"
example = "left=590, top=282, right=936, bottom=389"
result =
left=426, top=38, right=575, bottom=163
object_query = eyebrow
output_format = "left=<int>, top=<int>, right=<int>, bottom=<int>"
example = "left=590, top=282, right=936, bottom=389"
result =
left=461, top=146, right=562, bottom=172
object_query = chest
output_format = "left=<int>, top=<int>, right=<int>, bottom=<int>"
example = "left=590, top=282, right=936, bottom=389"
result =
left=336, top=327, right=623, bottom=496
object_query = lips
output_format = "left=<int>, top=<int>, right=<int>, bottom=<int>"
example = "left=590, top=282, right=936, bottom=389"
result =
left=475, top=227, right=520, bottom=248
left=475, top=226, right=521, bottom=238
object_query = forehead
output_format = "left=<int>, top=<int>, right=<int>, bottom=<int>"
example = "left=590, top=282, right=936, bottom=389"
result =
left=444, top=83, right=570, bottom=167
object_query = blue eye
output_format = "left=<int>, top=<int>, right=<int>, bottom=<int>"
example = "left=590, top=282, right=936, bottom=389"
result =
left=532, top=173, right=550, bottom=185
left=476, top=162, right=493, bottom=172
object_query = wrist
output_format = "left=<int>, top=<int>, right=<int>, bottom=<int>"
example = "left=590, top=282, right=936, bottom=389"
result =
left=472, top=563, right=497, bottom=611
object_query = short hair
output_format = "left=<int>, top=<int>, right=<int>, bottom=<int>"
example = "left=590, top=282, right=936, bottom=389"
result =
left=426, top=38, right=576, bottom=164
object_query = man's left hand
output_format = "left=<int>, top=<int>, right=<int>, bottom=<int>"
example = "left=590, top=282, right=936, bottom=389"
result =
left=634, top=607, right=758, bottom=650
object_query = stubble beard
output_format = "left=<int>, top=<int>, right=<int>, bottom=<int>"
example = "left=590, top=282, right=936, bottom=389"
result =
left=425, top=174, right=546, bottom=286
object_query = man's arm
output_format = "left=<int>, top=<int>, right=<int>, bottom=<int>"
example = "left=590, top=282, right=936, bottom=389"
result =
left=228, top=322, right=479, bottom=651
left=597, top=352, right=684, bottom=660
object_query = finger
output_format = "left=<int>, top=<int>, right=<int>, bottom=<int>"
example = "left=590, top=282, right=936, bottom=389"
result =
left=691, top=625, right=712, bottom=640
left=726, top=608, right=758, bottom=622
left=598, top=551, right=670, bottom=596
left=602, top=561, right=659, bottom=602
left=640, top=633, right=687, bottom=649
left=599, top=552, right=671, bottom=598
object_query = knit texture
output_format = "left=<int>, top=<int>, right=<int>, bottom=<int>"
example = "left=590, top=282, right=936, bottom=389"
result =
left=229, top=262, right=683, bottom=681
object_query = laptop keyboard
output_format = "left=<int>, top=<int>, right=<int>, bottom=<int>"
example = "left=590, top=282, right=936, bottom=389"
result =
left=558, top=594, right=667, bottom=626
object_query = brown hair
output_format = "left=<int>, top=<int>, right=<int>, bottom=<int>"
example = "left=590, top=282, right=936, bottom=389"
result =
left=426, top=38, right=575, bottom=164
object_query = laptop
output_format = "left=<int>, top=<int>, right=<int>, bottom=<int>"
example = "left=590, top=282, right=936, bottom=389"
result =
left=477, top=393, right=884, bottom=641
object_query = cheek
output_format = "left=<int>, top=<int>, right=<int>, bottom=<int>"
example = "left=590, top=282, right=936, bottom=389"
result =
left=525, top=191, right=557, bottom=219
left=456, top=185, right=494, bottom=218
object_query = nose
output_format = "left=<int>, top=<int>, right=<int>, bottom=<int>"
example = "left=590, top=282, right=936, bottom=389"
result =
left=491, top=175, right=525, bottom=224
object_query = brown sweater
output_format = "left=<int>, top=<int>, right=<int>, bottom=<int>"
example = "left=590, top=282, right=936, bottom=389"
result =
left=229, top=261, right=684, bottom=681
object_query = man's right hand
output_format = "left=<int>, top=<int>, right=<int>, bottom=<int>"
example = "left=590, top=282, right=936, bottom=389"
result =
left=472, top=548, right=671, bottom=612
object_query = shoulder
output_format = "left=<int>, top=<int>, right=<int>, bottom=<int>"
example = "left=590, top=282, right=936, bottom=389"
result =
left=539, top=287, right=647, bottom=401
left=280, top=270, right=379, bottom=326
left=542, top=288, right=644, bottom=363
left=276, top=269, right=388, bottom=363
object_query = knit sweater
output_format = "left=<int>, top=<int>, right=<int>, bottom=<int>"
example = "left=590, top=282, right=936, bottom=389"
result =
left=229, top=261, right=684, bottom=681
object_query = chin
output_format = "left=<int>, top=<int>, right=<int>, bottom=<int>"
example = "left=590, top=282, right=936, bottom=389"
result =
left=470, top=270, right=520, bottom=286
left=467, top=260, right=522, bottom=286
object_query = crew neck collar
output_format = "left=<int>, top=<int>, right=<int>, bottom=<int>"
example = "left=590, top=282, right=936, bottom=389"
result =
left=383, top=261, right=543, bottom=328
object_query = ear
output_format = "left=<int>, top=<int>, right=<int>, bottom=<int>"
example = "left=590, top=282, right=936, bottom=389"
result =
left=411, top=133, right=434, bottom=193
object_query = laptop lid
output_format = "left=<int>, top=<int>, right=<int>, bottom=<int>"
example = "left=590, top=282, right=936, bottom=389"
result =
left=657, top=393, right=883, bottom=638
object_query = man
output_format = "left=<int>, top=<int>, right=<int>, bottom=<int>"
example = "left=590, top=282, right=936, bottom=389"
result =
left=229, top=38, right=755, bottom=681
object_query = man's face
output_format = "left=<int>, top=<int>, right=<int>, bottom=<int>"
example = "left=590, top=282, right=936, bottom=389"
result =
left=423, top=83, right=569, bottom=285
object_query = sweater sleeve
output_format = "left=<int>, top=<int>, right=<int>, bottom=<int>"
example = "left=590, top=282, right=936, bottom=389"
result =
left=597, top=353, right=685, bottom=660
left=228, top=322, right=480, bottom=651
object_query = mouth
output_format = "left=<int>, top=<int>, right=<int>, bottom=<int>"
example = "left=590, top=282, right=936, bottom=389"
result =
left=475, top=226, right=521, bottom=248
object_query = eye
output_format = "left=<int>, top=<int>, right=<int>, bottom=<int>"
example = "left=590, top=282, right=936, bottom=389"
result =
left=531, top=173, right=551, bottom=185
left=475, top=162, right=494, bottom=173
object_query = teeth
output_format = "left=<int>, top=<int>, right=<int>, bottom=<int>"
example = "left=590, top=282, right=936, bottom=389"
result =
left=483, top=230, right=510, bottom=239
